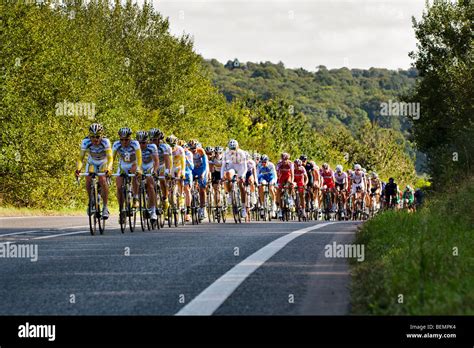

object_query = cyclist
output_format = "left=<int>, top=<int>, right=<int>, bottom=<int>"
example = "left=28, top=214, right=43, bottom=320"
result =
left=189, top=139, right=209, bottom=220
left=276, top=152, right=294, bottom=219
left=136, top=131, right=159, bottom=221
left=181, top=140, right=194, bottom=222
left=350, top=164, right=366, bottom=213
left=293, top=158, right=308, bottom=218
left=380, top=179, right=387, bottom=209
left=414, top=188, right=424, bottom=211
left=384, top=177, right=399, bottom=209
left=320, top=163, right=336, bottom=212
left=205, top=146, right=214, bottom=185
left=75, top=123, right=113, bottom=219
left=334, top=165, right=348, bottom=215
left=313, top=161, right=322, bottom=213
left=221, top=139, right=248, bottom=218
left=369, top=172, right=382, bottom=210
left=209, top=146, right=224, bottom=211
left=362, top=168, right=371, bottom=208
left=245, top=151, right=258, bottom=211
left=253, top=153, right=261, bottom=166
left=149, top=128, right=172, bottom=214
left=301, top=155, right=316, bottom=212
left=257, top=154, right=277, bottom=217
left=167, top=134, right=186, bottom=212
left=403, top=185, right=415, bottom=212
left=112, top=127, right=142, bottom=223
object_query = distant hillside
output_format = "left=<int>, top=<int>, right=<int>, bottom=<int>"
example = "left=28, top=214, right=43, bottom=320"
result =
left=204, top=58, right=417, bottom=138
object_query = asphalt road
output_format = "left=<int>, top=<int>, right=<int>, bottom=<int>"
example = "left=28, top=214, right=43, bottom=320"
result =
left=0, top=216, right=360, bottom=315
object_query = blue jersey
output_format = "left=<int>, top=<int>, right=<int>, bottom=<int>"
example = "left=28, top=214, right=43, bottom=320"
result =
left=112, top=140, right=140, bottom=167
left=141, top=143, right=158, bottom=164
left=80, top=137, right=111, bottom=162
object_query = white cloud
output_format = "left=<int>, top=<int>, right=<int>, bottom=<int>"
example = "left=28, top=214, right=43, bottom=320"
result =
left=145, top=0, right=426, bottom=70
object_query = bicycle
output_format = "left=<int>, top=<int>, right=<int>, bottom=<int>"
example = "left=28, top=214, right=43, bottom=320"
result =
left=166, top=176, right=185, bottom=227
left=227, top=175, right=242, bottom=224
left=77, top=172, right=108, bottom=235
left=213, top=181, right=227, bottom=223
left=206, top=182, right=215, bottom=223
left=259, top=182, right=273, bottom=222
left=280, top=182, right=292, bottom=222
left=304, top=186, right=315, bottom=221
left=244, top=181, right=257, bottom=222
left=190, top=175, right=201, bottom=225
left=295, top=186, right=307, bottom=222
left=352, top=187, right=365, bottom=221
left=321, top=187, right=333, bottom=221
left=369, top=190, right=379, bottom=218
left=113, top=173, right=137, bottom=233
left=335, top=188, right=346, bottom=221
left=153, top=176, right=164, bottom=229
left=138, top=173, right=156, bottom=231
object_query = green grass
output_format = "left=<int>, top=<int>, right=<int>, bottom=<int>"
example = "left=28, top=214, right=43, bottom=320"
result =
left=0, top=202, right=120, bottom=217
left=351, top=177, right=474, bottom=315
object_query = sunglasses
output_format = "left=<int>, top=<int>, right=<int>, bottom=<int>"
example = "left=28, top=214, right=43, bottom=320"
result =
left=139, top=141, right=147, bottom=144
left=120, top=138, right=130, bottom=141
left=91, top=136, right=101, bottom=139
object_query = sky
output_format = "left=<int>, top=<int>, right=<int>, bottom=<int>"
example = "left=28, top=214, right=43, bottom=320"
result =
left=148, top=0, right=427, bottom=71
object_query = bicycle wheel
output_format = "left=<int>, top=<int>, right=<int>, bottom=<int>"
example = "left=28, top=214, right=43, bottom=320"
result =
left=97, top=187, right=105, bottom=235
left=88, top=185, right=97, bottom=236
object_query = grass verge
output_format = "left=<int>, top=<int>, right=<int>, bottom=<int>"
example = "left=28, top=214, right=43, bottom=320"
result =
left=351, top=177, right=474, bottom=315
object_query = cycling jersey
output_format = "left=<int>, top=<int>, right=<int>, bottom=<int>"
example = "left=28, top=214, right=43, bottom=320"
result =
left=221, top=149, right=247, bottom=178
left=304, top=162, right=314, bottom=185
left=320, top=169, right=335, bottom=189
left=209, top=155, right=223, bottom=173
left=141, top=143, right=158, bottom=165
left=370, top=178, right=381, bottom=193
left=334, top=171, right=347, bottom=191
left=334, top=172, right=347, bottom=185
left=245, top=158, right=257, bottom=184
left=403, top=190, right=414, bottom=203
left=158, top=143, right=173, bottom=175
left=192, top=147, right=208, bottom=188
left=384, top=183, right=398, bottom=197
left=76, top=137, right=113, bottom=173
left=184, top=149, right=194, bottom=186
left=257, top=162, right=276, bottom=184
left=276, top=160, right=294, bottom=187
left=294, top=165, right=307, bottom=189
left=112, top=140, right=142, bottom=173
left=210, top=154, right=223, bottom=184
left=350, top=172, right=365, bottom=194
left=171, top=145, right=186, bottom=176
left=140, top=143, right=158, bottom=174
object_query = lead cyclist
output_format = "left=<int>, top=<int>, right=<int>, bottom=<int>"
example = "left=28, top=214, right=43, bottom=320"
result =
left=75, top=123, right=113, bottom=219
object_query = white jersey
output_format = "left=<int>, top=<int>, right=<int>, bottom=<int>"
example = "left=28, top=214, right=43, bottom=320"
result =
left=246, top=158, right=256, bottom=173
left=221, top=149, right=248, bottom=178
left=334, top=171, right=347, bottom=185
left=351, top=172, right=365, bottom=185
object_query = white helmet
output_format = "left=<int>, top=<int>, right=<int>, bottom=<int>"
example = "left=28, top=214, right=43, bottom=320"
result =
left=354, top=164, right=361, bottom=170
left=371, top=172, right=378, bottom=178
left=336, top=165, right=343, bottom=172
left=228, top=139, right=238, bottom=150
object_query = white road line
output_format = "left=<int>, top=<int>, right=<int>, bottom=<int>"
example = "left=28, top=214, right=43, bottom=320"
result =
left=176, top=221, right=339, bottom=316
left=33, top=230, right=90, bottom=240
left=0, top=225, right=90, bottom=237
